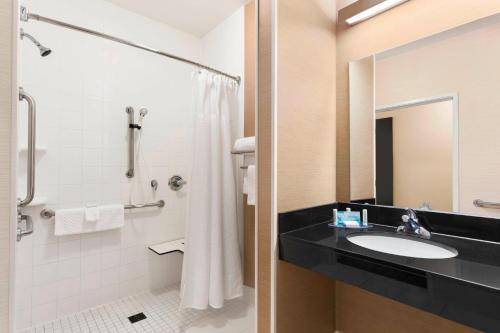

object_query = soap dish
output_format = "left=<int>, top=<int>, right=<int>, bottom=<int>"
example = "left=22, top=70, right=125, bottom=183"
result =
left=328, top=223, right=373, bottom=229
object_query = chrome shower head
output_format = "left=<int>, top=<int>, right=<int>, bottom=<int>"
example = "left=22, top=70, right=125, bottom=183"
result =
left=20, top=29, right=52, bottom=57
left=38, top=45, right=52, bottom=57
left=139, top=108, right=148, bottom=117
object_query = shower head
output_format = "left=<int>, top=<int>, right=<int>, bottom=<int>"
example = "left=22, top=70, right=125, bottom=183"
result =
left=38, top=45, right=52, bottom=57
left=20, top=29, right=52, bottom=57
left=139, top=108, right=148, bottom=117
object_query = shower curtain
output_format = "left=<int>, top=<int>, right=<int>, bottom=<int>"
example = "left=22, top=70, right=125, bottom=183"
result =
left=180, top=70, right=243, bottom=309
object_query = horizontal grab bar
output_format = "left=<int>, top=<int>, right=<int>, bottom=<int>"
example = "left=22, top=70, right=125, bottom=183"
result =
left=231, top=150, right=255, bottom=155
left=125, top=200, right=165, bottom=209
left=473, top=199, right=500, bottom=209
left=40, top=200, right=165, bottom=219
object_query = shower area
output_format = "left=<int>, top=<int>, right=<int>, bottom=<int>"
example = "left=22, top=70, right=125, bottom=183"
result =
left=13, top=0, right=256, bottom=332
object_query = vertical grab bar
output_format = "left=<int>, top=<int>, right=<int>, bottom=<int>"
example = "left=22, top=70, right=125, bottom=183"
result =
left=126, top=106, right=135, bottom=178
left=18, top=87, right=36, bottom=207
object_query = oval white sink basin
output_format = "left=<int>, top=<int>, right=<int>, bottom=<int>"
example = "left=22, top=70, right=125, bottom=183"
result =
left=346, top=232, right=458, bottom=259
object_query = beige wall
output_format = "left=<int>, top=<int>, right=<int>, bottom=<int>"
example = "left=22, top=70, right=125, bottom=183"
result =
left=276, top=0, right=337, bottom=333
left=256, top=0, right=273, bottom=332
left=277, top=262, right=336, bottom=333
left=336, top=282, right=480, bottom=333
left=375, top=16, right=500, bottom=216
left=376, top=101, right=453, bottom=211
left=336, top=1, right=500, bottom=331
left=0, top=0, right=13, bottom=332
left=277, top=0, right=336, bottom=213
left=349, top=56, right=374, bottom=201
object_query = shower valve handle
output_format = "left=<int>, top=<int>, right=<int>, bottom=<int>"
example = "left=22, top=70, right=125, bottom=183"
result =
left=169, top=175, right=187, bottom=191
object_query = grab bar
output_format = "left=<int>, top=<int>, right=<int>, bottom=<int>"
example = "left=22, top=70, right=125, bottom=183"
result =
left=126, top=106, right=135, bottom=178
left=18, top=87, right=36, bottom=207
left=125, top=200, right=165, bottom=210
left=231, top=149, right=255, bottom=155
left=473, top=199, right=500, bottom=209
left=40, top=200, right=165, bottom=219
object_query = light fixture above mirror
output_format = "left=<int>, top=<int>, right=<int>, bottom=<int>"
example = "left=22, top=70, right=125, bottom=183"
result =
left=339, top=0, right=409, bottom=26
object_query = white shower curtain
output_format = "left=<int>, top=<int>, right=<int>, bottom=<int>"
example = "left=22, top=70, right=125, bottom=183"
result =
left=180, top=70, right=243, bottom=309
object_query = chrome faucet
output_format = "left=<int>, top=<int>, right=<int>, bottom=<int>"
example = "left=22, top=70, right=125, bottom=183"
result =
left=397, top=208, right=431, bottom=239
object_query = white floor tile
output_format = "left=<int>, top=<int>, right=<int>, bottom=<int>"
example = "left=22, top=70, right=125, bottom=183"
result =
left=18, top=285, right=255, bottom=333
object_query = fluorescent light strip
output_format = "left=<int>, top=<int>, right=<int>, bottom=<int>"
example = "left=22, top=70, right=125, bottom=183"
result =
left=345, top=0, right=408, bottom=25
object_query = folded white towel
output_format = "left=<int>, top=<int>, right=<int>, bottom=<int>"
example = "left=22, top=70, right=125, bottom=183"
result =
left=55, top=204, right=124, bottom=236
left=84, top=204, right=99, bottom=222
left=233, top=136, right=255, bottom=153
left=243, top=154, right=255, bottom=168
left=96, top=204, right=125, bottom=231
left=246, top=165, right=255, bottom=206
left=54, top=208, right=85, bottom=236
left=243, top=175, right=249, bottom=194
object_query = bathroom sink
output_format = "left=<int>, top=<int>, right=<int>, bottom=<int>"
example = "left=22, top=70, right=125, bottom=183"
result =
left=346, top=232, right=458, bottom=259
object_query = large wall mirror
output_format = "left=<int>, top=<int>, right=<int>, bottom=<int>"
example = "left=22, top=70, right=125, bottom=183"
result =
left=349, top=13, right=500, bottom=218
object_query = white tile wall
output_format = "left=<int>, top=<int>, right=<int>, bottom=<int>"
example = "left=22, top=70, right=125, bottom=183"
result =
left=16, top=0, right=244, bottom=330
left=16, top=219, right=185, bottom=329
left=15, top=0, right=210, bottom=330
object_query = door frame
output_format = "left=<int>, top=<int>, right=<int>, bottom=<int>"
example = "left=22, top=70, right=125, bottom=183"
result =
left=5, top=0, right=19, bottom=332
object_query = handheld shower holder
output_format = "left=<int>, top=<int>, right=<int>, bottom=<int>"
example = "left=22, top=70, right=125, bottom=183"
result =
left=125, top=106, right=148, bottom=178
left=126, top=107, right=136, bottom=178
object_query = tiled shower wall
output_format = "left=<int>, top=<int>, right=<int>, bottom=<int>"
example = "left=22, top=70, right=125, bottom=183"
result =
left=15, top=0, right=243, bottom=329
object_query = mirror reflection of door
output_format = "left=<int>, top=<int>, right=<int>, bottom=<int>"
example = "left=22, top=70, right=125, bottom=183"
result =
left=376, top=117, right=393, bottom=206
left=375, top=100, right=453, bottom=211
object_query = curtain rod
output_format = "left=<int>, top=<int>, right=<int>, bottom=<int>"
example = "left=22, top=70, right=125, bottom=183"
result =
left=20, top=6, right=241, bottom=84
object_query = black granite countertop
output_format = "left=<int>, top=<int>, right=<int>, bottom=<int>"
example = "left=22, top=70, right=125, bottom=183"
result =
left=282, top=221, right=500, bottom=293
left=279, top=203, right=500, bottom=332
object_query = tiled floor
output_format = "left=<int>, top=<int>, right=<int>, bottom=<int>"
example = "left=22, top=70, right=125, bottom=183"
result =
left=18, top=285, right=255, bottom=333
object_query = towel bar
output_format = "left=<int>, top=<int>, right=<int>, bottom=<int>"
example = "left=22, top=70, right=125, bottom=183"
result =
left=231, top=150, right=255, bottom=155
left=473, top=199, right=500, bottom=209
left=40, top=200, right=165, bottom=219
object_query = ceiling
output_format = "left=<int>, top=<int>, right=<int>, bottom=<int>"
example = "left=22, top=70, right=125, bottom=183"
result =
left=105, top=0, right=248, bottom=37
left=337, top=0, right=357, bottom=10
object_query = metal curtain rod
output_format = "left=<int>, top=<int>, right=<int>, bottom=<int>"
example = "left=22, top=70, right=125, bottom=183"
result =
left=20, top=6, right=241, bottom=84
